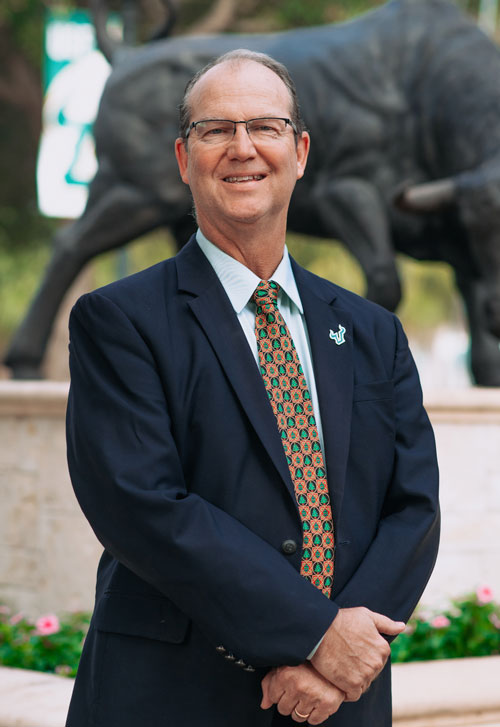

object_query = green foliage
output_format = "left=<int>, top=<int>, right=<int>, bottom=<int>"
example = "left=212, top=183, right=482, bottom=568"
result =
left=0, top=213, right=53, bottom=350
left=273, top=0, right=339, bottom=28
left=0, top=607, right=90, bottom=677
left=0, top=0, right=44, bottom=69
left=392, top=588, right=500, bottom=663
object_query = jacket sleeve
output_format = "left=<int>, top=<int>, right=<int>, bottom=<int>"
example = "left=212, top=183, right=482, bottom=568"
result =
left=66, top=291, right=338, bottom=667
left=332, top=315, right=440, bottom=622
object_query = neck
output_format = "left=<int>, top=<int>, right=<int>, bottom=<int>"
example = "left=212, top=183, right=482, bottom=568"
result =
left=198, top=217, right=286, bottom=280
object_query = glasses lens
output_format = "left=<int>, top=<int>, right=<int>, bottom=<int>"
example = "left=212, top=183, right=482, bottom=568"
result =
left=247, top=118, right=288, bottom=140
left=194, top=120, right=234, bottom=143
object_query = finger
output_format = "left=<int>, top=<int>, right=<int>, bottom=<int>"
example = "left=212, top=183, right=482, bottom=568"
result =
left=291, top=703, right=314, bottom=723
left=277, top=692, right=301, bottom=716
left=267, top=672, right=288, bottom=705
left=260, top=673, right=277, bottom=709
left=342, top=685, right=364, bottom=702
left=369, top=611, right=405, bottom=635
left=305, top=706, right=326, bottom=725
left=307, top=690, right=344, bottom=724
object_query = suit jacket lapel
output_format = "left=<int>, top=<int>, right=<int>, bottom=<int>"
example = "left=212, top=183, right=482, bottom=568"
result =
left=175, top=238, right=296, bottom=501
left=292, top=260, right=353, bottom=526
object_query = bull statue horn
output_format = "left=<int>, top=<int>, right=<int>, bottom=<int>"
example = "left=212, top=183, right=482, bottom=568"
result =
left=394, top=178, right=456, bottom=213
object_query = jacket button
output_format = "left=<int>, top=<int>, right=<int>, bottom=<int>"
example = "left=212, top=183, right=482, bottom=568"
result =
left=282, top=539, right=297, bottom=555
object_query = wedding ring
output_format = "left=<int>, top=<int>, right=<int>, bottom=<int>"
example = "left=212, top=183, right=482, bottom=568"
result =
left=294, top=708, right=311, bottom=719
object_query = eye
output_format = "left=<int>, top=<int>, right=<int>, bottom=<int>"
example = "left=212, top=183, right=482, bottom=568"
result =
left=206, top=127, right=227, bottom=136
left=248, top=119, right=285, bottom=137
left=196, top=121, right=234, bottom=141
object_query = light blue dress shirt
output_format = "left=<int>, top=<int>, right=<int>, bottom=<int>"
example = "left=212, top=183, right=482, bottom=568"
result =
left=196, top=229, right=326, bottom=454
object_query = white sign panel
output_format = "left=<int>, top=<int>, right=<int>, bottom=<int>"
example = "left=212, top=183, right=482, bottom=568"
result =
left=37, top=11, right=111, bottom=219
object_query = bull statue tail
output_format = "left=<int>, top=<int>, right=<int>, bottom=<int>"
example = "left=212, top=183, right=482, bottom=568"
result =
left=90, top=0, right=178, bottom=64
left=394, top=178, right=457, bottom=214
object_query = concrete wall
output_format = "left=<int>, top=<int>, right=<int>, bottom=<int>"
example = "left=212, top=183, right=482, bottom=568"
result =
left=422, top=388, right=500, bottom=607
left=0, top=382, right=101, bottom=616
left=0, top=381, right=499, bottom=616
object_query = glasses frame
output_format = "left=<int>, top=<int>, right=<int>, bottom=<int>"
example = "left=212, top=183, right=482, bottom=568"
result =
left=185, top=117, right=298, bottom=141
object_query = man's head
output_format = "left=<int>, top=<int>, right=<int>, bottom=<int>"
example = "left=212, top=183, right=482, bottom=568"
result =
left=178, top=49, right=306, bottom=144
left=174, top=50, right=310, bottom=239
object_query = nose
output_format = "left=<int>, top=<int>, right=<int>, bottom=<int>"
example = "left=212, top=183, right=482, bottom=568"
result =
left=226, top=123, right=257, bottom=160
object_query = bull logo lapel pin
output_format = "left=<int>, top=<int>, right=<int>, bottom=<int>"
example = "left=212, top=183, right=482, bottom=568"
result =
left=329, top=325, right=346, bottom=345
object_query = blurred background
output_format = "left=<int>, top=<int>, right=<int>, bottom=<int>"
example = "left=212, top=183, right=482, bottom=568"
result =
left=0, top=0, right=490, bottom=388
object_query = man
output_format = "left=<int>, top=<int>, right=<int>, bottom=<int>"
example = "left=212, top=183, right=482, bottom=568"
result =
left=66, top=50, right=439, bottom=726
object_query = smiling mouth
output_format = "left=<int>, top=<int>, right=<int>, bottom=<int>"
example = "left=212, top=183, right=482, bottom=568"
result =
left=223, top=175, right=266, bottom=183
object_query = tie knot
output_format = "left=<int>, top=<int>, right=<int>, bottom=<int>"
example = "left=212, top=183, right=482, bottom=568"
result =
left=252, top=280, right=280, bottom=309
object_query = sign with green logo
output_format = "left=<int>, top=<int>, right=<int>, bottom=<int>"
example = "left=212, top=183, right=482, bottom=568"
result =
left=37, top=9, right=112, bottom=218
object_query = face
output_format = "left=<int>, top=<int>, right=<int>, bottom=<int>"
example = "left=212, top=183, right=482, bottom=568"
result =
left=175, top=60, right=309, bottom=234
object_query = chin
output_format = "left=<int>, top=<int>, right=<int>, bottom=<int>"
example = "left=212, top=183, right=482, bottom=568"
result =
left=226, top=205, right=269, bottom=224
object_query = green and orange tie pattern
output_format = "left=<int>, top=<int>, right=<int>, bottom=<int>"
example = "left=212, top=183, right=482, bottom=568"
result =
left=253, top=279, right=334, bottom=598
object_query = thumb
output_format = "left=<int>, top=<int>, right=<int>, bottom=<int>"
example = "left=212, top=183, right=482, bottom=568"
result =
left=369, top=611, right=406, bottom=635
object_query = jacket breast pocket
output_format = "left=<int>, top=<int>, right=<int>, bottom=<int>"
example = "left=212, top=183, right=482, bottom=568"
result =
left=352, top=380, right=394, bottom=403
left=94, top=591, right=191, bottom=644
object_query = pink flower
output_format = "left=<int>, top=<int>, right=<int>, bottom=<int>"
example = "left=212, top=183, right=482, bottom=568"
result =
left=489, top=613, right=500, bottom=630
left=9, top=612, right=24, bottom=625
left=431, top=615, right=450, bottom=629
left=0, top=605, right=10, bottom=615
left=35, top=613, right=60, bottom=636
left=476, top=585, right=494, bottom=605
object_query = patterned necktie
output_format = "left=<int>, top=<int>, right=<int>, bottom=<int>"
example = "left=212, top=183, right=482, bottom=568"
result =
left=253, top=279, right=334, bottom=598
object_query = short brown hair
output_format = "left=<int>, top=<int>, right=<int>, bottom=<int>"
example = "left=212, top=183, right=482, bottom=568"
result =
left=178, top=49, right=305, bottom=143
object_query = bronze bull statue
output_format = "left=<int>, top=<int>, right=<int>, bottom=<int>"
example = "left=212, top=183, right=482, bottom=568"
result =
left=5, top=0, right=500, bottom=384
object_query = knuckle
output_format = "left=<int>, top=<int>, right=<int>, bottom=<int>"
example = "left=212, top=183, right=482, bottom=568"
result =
left=355, top=672, right=366, bottom=688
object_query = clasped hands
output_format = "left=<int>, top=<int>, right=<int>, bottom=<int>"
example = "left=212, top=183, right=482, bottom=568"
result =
left=260, top=607, right=405, bottom=725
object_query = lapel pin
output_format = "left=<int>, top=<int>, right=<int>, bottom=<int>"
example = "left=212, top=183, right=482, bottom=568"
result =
left=329, top=325, right=346, bottom=345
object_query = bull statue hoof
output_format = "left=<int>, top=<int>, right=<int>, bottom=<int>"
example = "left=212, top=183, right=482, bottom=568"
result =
left=365, top=268, right=402, bottom=313
left=5, top=364, right=44, bottom=381
left=486, top=296, right=500, bottom=340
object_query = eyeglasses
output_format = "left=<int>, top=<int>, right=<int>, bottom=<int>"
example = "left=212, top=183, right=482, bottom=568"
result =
left=186, top=117, right=297, bottom=144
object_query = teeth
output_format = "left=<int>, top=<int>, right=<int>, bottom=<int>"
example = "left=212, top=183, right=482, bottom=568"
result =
left=224, top=175, right=264, bottom=183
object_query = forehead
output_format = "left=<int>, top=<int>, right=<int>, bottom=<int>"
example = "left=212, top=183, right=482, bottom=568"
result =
left=188, top=60, right=292, bottom=120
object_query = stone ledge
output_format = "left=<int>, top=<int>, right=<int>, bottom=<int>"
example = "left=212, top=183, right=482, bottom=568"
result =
left=392, top=656, right=500, bottom=725
left=0, top=381, right=69, bottom=417
left=424, top=387, right=500, bottom=424
left=1, top=656, right=500, bottom=727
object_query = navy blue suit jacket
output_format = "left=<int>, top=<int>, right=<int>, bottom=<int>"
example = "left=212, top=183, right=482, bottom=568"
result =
left=66, top=237, right=439, bottom=727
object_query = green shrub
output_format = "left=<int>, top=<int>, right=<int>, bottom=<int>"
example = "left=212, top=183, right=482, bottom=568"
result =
left=391, top=586, right=500, bottom=662
left=0, top=607, right=89, bottom=677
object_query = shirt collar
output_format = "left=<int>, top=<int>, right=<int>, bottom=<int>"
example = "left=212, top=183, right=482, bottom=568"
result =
left=196, top=229, right=303, bottom=314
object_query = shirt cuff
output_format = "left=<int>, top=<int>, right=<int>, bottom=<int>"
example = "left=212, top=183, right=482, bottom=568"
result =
left=307, top=634, right=325, bottom=660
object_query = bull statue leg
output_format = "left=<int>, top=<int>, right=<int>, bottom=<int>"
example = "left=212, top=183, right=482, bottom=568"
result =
left=399, top=172, right=500, bottom=385
left=452, top=178, right=500, bottom=385
left=311, top=177, right=401, bottom=311
left=4, top=166, right=176, bottom=379
left=456, top=273, right=500, bottom=386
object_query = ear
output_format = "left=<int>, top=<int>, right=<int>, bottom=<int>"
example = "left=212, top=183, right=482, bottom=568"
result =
left=295, top=131, right=310, bottom=180
left=175, top=137, right=190, bottom=185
